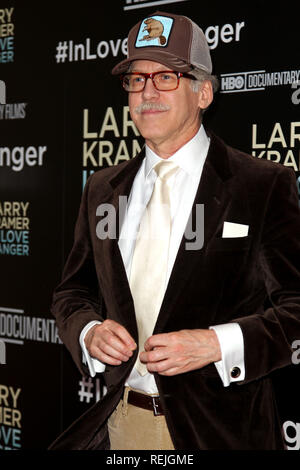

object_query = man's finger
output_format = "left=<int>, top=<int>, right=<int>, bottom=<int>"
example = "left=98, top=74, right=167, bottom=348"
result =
left=103, top=320, right=137, bottom=351
left=98, top=339, right=134, bottom=362
left=94, top=350, right=122, bottom=366
left=140, top=347, right=169, bottom=364
left=145, top=357, right=174, bottom=374
left=144, top=333, right=170, bottom=351
left=99, top=329, right=131, bottom=355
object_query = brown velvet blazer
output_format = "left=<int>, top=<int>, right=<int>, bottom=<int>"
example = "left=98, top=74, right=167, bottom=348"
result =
left=50, top=131, right=300, bottom=450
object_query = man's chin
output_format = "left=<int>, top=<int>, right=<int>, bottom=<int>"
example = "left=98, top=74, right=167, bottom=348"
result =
left=141, top=131, right=164, bottom=143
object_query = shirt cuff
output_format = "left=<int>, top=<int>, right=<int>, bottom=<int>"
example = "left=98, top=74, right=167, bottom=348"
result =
left=79, top=321, right=106, bottom=377
left=209, top=323, right=245, bottom=387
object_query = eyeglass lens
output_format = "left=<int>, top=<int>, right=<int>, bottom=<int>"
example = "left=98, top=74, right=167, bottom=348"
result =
left=123, top=72, right=179, bottom=91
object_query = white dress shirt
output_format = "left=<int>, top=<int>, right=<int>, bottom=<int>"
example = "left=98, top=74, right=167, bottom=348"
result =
left=80, top=126, right=245, bottom=392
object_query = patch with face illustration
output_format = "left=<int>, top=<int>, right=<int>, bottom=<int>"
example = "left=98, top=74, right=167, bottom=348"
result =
left=135, top=15, right=174, bottom=48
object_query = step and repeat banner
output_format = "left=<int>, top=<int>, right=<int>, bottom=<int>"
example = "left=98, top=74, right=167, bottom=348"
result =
left=0, top=0, right=299, bottom=451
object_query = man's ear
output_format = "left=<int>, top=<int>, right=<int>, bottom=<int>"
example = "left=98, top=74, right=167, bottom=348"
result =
left=198, top=80, right=214, bottom=111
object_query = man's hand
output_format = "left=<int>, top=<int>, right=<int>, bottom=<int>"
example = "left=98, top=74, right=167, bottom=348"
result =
left=84, top=319, right=137, bottom=366
left=139, top=329, right=221, bottom=376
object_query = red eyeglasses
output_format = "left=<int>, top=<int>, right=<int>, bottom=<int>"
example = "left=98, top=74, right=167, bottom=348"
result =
left=121, top=70, right=196, bottom=92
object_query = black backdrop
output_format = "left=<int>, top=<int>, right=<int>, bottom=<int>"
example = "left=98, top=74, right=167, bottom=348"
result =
left=0, top=0, right=300, bottom=451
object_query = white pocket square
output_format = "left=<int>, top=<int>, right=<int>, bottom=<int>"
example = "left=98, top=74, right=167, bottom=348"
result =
left=222, top=221, right=249, bottom=238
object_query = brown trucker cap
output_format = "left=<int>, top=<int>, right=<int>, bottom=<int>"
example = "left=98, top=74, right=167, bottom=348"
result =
left=111, top=11, right=212, bottom=75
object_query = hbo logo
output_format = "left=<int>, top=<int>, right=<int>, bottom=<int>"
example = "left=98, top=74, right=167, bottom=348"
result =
left=283, top=421, right=300, bottom=450
left=221, top=75, right=245, bottom=91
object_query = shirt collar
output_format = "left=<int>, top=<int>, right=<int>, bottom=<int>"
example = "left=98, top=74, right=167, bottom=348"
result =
left=144, top=125, right=210, bottom=178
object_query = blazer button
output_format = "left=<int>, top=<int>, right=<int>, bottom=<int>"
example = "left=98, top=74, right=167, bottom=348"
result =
left=230, top=366, right=241, bottom=378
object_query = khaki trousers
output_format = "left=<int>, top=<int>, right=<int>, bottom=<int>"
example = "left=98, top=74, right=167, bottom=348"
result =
left=108, top=387, right=175, bottom=450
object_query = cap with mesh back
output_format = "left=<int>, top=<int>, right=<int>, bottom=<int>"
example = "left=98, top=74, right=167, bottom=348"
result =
left=111, top=11, right=212, bottom=75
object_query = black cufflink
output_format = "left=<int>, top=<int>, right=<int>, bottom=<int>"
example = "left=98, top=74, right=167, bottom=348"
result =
left=230, top=366, right=241, bottom=378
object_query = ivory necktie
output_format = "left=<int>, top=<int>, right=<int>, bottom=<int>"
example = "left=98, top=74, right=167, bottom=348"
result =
left=129, top=160, right=178, bottom=375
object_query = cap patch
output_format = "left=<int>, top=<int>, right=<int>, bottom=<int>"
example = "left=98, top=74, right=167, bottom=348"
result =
left=135, top=15, right=174, bottom=48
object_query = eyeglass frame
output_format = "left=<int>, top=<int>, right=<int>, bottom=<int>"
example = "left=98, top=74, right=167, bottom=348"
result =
left=120, top=70, right=197, bottom=92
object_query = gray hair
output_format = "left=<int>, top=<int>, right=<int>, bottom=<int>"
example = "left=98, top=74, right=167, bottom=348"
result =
left=189, top=68, right=219, bottom=93
left=188, top=68, right=219, bottom=114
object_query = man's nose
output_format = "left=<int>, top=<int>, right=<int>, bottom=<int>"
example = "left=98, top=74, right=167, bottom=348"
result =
left=142, top=77, right=160, bottom=99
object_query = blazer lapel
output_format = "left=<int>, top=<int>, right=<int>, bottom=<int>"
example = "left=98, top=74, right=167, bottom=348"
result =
left=154, top=133, right=234, bottom=334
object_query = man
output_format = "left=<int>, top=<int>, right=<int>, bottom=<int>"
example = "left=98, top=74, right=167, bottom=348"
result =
left=50, top=11, right=300, bottom=450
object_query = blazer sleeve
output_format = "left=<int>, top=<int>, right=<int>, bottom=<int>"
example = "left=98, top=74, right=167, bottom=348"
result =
left=51, top=176, right=105, bottom=375
left=237, top=166, right=300, bottom=383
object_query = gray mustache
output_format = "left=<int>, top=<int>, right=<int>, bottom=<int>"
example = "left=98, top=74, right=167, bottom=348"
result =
left=134, top=102, right=171, bottom=114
